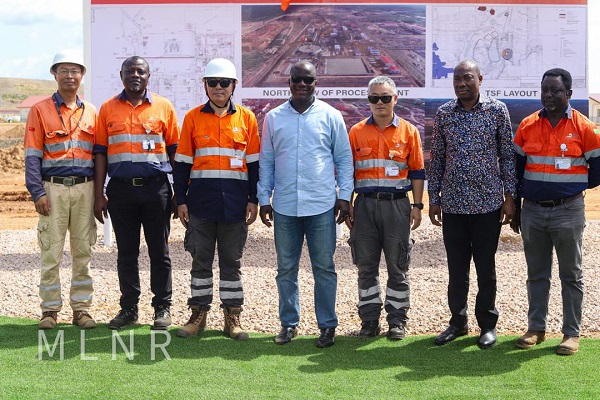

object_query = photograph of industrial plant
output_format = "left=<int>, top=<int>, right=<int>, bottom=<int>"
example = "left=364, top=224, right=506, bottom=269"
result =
left=241, top=5, right=425, bottom=88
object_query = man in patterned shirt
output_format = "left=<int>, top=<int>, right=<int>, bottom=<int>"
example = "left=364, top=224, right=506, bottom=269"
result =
left=428, top=60, right=517, bottom=349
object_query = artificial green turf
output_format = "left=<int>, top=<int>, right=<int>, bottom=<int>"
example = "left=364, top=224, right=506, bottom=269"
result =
left=1, top=316, right=598, bottom=399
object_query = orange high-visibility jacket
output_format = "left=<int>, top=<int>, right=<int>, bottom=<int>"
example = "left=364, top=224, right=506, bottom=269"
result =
left=173, top=102, right=260, bottom=221
left=24, top=94, right=97, bottom=201
left=95, top=91, right=179, bottom=178
left=349, top=116, right=425, bottom=193
left=514, top=107, right=600, bottom=200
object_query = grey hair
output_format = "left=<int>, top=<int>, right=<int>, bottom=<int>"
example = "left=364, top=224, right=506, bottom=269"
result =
left=368, top=76, right=396, bottom=93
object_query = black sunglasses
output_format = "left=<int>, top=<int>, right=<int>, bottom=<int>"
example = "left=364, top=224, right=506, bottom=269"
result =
left=206, top=78, right=233, bottom=88
left=290, top=76, right=316, bottom=85
left=367, top=95, right=393, bottom=104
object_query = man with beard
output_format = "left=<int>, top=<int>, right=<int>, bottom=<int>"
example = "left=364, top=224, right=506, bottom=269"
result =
left=512, top=68, right=600, bottom=355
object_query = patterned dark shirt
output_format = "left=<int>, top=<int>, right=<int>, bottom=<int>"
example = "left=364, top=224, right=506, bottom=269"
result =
left=428, top=95, right=517, bottom=214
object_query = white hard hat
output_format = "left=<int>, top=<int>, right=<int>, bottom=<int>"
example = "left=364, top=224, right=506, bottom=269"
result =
left=50, top=50, right=86, bottom=75
left=202, top=58, right=237, bottom=81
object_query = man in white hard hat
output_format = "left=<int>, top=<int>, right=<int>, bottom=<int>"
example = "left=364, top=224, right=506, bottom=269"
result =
left=24, top=51, right=98, bottom=330
left=173, top=58, right=260, bottom=340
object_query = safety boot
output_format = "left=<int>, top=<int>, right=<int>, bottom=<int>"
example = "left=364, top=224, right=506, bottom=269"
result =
left=223, top=306, right=249, bottom=341
left=152, top=305, right=171, bottom=330
left=73, top=310, right=96, bottom=329
left=39, top=311, right=58, bottom=330
left=557, top=335, right=580, bottom=355
left=176, top=306, right=207, bottom=338
left=108, top=306, right=138, bottom=330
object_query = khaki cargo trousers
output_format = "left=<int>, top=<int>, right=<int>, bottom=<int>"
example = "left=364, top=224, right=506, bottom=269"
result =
left=37, top=180, right=96, bottom=312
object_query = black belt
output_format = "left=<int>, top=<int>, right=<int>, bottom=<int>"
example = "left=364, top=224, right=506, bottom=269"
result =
left=42, top=176, right=93, bottom=186
left=531, top=192, right=583, bottom=208
left=112, top=175, right=166, bottom=187
left=361, top=192, right=407, bottom=201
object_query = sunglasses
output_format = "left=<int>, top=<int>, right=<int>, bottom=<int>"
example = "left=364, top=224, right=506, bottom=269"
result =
left=206, top=78, right=233, bottom=88
left=290, top=76, right=316, bottom=85
left=367, top=95, right=394, bottom=104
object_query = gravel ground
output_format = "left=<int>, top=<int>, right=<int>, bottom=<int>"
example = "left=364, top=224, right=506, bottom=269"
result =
left=2, top=219, right=599, bottom=338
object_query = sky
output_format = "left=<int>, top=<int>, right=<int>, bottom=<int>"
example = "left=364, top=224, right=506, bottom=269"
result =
left=0, top=0, right=599, bottom=92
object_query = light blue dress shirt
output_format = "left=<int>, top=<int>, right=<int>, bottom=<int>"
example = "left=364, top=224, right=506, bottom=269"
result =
left=258, top=98, right=354, bottom=217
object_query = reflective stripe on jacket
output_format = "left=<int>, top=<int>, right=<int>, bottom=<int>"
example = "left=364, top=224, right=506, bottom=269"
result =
left=173, top=102, right=260, bottom=221
left=94, top=91, right=179, bottom=178
left=514, top=107, right=600, bottom=200
left=349, top=115, right=425, bottom=193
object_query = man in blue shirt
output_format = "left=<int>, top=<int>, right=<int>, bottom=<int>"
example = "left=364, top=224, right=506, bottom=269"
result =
left=258, top=60, right=354, bottom=348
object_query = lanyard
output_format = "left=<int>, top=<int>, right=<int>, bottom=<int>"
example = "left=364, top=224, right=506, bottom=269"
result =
left=52, top=92, right=85, bottom=136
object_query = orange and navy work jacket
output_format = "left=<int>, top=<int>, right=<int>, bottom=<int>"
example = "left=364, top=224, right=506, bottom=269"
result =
left=514, top=105, right=600, bottom=201
left=24, top=93, right=97, bottom=201
left=348, top=115, right=425, bottom=194
left=173, top=101, right=260, bottom=222
left=93, top=90, right=179, bottom=179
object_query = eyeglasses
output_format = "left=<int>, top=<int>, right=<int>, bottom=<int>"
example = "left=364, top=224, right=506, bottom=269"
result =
left=57, top=69, right=82, bottom=77
left=367, top=95, right=393, bottom=104
left=206, top=78, right=233, bottom=88
left=290, top=76, right=316, bottom=85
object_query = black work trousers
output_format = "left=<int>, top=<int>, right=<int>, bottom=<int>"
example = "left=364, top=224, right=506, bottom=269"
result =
left=442, top=209, right=501, bottom=331
left=106, top=176, right=173, bottom=309
left=184, top=215, right=248, bottom=309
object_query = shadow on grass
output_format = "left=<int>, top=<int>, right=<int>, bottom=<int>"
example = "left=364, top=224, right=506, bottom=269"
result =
left=2, top=317, right=557, bottom=379
left=301, top=335, right=557, bottom=380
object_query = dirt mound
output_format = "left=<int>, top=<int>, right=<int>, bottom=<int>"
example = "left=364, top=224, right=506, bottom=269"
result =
left=0, top=144, right=25, bottom=171
left=0, top=123, right=25, bottom=139
left=5, top=124, right=24, bottom=138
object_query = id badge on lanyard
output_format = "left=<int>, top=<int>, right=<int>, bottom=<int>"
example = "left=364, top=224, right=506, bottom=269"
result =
left=230, top=157, right=243, bottom=168
left=555, top=143, right=571, bottom=170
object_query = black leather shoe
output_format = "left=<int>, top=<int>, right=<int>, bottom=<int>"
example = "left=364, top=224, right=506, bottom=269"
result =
left=359, top=321, right=381, bottom=338
left=108, top=307, right=138, bottom=330
left=434, top=325, right=468, bottom=346
left=316, top=327, right=336, bottom=348
left=274, top=326, right=298, bottom=345
left=387, top=324, right=406, bottom=341
left=478, top=329, right=497, bottom=349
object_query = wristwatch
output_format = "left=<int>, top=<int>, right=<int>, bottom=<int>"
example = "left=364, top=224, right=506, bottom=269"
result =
left=411, top=203, right=424, bottom=210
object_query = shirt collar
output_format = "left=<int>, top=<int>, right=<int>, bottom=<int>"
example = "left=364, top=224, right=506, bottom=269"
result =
left=53, top=92, right=83, bottom=108
left=454, top=94, right=486, bottom=110
left=539, top=103, right=572, bottom=119
left=201, top=100, right=237, bottom=115
left=286, top=97, right=317, bottom=114
left=366, top=113, right=399, bottom=127
left=116, top=89, right=153, bottom=104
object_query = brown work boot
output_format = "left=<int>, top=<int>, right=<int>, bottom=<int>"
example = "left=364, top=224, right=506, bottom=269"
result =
left=176, top=306, right=207, bottom=338
left=39, top=311, right=58, bottom=330
left=556, top=335, right=580, bottom=355
left=223, top=306, right=249, bottom=341
left=515, top=330, right=546, bottom=349
left=72, top=311, right=96, bottom=329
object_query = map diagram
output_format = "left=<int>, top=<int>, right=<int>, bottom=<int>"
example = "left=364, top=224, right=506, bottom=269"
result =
left=431, top=5, right=586, bottom=88
left=90, top=5, right=239, bottom=122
